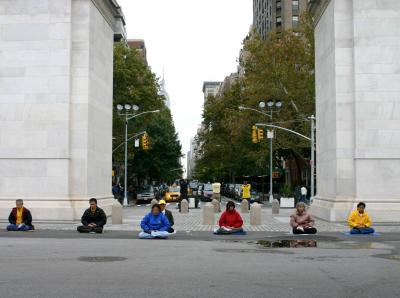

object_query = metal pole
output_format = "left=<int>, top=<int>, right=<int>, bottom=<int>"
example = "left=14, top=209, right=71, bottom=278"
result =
left=123, top=114, right=128, bottom=207
left=310, top=115, right=315, bottom=199
left=269, top=110, right=273, bottom=203
left=269, top=135, right=273, bottom=203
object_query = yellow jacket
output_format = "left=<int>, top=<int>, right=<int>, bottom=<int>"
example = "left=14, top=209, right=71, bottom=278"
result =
left=348, top=210, right=372, bottom=228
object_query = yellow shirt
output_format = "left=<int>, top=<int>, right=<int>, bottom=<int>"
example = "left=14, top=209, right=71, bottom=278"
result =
left=348, top=210, right=372, bottom=228
left=16, top=208, right=23, bottom=225
left=242, top=184, right=251, bottom=199
left=212, top=183, right=221, bottom=194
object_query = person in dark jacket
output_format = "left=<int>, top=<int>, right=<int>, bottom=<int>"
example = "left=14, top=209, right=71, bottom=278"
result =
left=7, top=199, right=34, bottom=231
left=159, top=199, right=175, bottom=233
left=77, top=198, right=107, bottom=233
left=178, top=179, right=188, bottom=212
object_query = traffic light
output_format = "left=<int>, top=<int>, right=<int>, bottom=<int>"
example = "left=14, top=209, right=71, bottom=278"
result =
left=252, top=126, right=259, bottom=143
left=141, top=133, right=150, bottom=150
left=257, top=128, right=264, bottom=140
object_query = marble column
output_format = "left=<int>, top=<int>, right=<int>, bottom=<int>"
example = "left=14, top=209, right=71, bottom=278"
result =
left=0, top=0, right=125, bottom=221
left=309, top=0, right=400, bottom=222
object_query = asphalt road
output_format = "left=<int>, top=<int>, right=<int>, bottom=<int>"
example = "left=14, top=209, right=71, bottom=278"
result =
left=0, top=232, right=399, bottom=298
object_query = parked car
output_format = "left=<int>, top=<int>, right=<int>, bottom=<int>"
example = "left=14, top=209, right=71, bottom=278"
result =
left=164, top=186, right=181, bottom=202
left=197, top=183, right=204, bottom=199
left=188, top=181, right=199, bottom=196
left=224, top=183, right=235, bottom=198
left=250, top=189, right=261, bottom=203
left=234, top=184, right=243, bottom=201
left=200, top=183, right=213, bottom=202
left=136, top=185, right=156, bottom=204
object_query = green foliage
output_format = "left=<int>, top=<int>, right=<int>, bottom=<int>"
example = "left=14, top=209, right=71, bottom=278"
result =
left=280, top=184, right=293, bottom=197
left=113, top=43, right=182, bottom=184
left=194, top=14, right=315, bottom=183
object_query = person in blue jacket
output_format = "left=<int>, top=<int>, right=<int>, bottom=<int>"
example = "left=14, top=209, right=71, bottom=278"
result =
left=138, top=204, right=171, bottom=239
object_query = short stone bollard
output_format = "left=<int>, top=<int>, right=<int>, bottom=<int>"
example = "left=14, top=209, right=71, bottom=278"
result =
left=241, top=199, right=249, bottom=213
left=272, top=199, right=280, bottom=214
left=250, top=203, right=262, bottom=225
left=180, top=199, right=189, bottom=214
left=112, top=200, right=123, bottom=224
left=211, top=199, right=220, bottom=213
left=150, top=199, right=158, bottom=207
left=203, top=203, right=214, bottom=225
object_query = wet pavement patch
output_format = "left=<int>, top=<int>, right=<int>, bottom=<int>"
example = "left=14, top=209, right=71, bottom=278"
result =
left=372, top=254, right=400, bottom=262
left=213, top=248, right=293, bottom=254
left=258, top=239, right=317, bottom=248
left=78, top=256, right=127, bottom=262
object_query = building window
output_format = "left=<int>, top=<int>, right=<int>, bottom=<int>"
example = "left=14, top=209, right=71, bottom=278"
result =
left=292, top=0, right=299, bottom=10
left=276, top=1, right=281, bottom=9
left=292, top=15, right=299, bottom=27
left=276, top=16, right=282, bottom=27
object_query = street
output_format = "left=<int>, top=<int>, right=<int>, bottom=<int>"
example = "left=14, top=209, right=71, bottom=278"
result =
left=0, top=232, right=400, bottom=298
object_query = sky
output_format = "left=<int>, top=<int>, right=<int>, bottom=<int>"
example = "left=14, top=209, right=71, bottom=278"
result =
left=117, top=0, right=253, bottom=174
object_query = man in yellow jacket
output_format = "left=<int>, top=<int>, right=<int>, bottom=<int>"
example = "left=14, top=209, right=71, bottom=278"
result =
left=348, top=202, right=375, bottom=234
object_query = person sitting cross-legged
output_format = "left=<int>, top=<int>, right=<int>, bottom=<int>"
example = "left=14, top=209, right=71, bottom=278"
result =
left=214, top=201, right=244, bottom=234
left=348, top=202, right=375, bottom=235
left=138, top=204, right=171, bottom=239
left=7, top=199, right=34, bottom=231
left=77, top=198, right=107, bottom=233
left=290, top=202, right=317, bottom=234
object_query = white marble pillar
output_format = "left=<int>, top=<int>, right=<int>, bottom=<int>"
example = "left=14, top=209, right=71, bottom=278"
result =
left=0, top=0, right=125, bottom=221
left=310, top=0, right=400, bottom=222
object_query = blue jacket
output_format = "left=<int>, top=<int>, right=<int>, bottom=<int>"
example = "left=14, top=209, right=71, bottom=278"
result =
left=141, top=212, right=170, bottom=232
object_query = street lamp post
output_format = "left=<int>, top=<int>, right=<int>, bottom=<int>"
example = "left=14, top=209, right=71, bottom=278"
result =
left=308, top=115, right=316, bottom=199
left=116, top=104, right=160, bottom=207
left=260, top=100, right=282, bottom=203
left=239, top=100, right=282, bottom=203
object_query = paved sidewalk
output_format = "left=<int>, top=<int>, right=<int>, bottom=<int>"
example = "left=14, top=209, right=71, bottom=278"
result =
left=10, top=200, right=400, bottom=233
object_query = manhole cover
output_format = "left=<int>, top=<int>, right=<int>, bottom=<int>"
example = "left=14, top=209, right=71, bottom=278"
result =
left=78, top=256, right=127, bottom=262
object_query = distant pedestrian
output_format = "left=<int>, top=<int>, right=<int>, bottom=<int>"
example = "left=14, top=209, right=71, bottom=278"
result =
left=212, top=180, right=221, bottom=212
left=300, top=186, right=308, bottom=203
left=77, top=198, right=107, bottom=233
left=348, top=202, right=375, bottom=234
left=179, top=179, right=188, bottom=212
left=7, top=199, right=34, bottom=231
left=290, top=202, right=317, bottom=234
left=241, top=181, right=251, bottom=209
left=112, top=183, right=120, bottom=196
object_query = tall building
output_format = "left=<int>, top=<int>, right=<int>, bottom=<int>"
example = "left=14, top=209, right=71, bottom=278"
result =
left=127, top=39, right=147, bottom=65
left=187, top=137, right=199, bottom=180
left=218, top=73, right=239, bottom=97
left=253, top=0, right=308, bottom=39
left=202, top=81, right=222, bottom=101
left=158, top=75, right=171, bottom=109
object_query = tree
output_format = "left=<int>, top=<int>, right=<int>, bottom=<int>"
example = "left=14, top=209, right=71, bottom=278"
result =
left=194, top=14, right=315, bottom=186
left=113, top=43, right=182, bottom=186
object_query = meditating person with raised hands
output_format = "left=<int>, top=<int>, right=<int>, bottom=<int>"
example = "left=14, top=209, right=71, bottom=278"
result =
left=290, top=202, right=317, bottom=234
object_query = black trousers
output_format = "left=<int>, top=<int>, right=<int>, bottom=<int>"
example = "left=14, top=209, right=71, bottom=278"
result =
left=77, top=225, right=103, bottom=233
left=292, top=227, right=317, bottom=234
